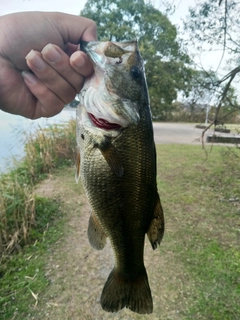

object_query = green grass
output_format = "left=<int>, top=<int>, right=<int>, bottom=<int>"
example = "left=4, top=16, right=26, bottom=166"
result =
left=182, top=241, right=239, bottom=320
left=156, top=144, right=240, bottom=319
left=224, top=124, right=240, bottom=133
left=0, top=197, right=64, bottom=320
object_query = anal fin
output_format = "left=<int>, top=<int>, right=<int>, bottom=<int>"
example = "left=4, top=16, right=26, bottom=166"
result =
left=88, top=212, right=107, bottom=250
left=147, top=192, right=164, bottom=250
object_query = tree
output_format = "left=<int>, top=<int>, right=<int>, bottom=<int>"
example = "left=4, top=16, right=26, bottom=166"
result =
left=176, top=68, right=239, bottom=123
left=81, top=0, right=192, bottom=120
left=217, top=86, right=239, bottom=123
left=184, top=0, right=240, bottom=126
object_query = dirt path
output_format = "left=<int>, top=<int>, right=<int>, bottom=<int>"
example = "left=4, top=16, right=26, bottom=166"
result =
left=33, top=168, right=194, bottom=320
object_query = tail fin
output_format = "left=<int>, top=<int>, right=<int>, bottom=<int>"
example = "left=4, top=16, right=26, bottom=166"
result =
left=100, top=268, right=153, bottom=314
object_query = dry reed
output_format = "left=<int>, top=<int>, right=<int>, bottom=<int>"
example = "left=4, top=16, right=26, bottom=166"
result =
left=0, top=119, right=76, bottom=258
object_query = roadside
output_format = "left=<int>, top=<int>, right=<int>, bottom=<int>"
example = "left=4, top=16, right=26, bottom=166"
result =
left=153, top=122, right=203, bottom=145
left=153, top=122, right=240, bottom=145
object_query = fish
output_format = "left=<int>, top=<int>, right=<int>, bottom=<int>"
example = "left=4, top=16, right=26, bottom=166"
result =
left=76, top=40, right=164, bottom=314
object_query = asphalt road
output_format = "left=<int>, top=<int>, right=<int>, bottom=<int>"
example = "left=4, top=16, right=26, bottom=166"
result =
left=153, top=122, right=204, bottom=145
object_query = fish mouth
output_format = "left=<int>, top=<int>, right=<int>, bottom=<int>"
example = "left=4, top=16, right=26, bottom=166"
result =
left=79, top=40, right=141, bottom=129
left=88, top=113, right=122, bottom=130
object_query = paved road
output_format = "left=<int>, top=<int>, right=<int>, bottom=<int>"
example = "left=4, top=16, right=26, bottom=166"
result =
left=153, top=122, right=205, bottom=145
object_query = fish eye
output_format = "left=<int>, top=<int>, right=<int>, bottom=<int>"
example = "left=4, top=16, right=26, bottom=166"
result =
left=130, top=66, right=142, bottom=80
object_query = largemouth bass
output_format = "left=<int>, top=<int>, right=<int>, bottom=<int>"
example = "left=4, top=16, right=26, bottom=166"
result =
left=76, top=40, right=164, bottom=314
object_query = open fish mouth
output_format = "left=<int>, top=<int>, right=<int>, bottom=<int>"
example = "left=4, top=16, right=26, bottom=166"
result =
left=88, top=113, right=122, bottom=130
left=78, top=85, right=128, bottom=131
left=78, top=84, right=136, bottom=131
left=78, top=40, right=141, bottom=131
left=77, top=106, right=123, bottom=137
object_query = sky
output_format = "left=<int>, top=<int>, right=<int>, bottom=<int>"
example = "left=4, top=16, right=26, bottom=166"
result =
left=0, top=0, right=195, bottom=19
left=0, top=0, right=218, bottom=71
left=0, top=0, right=203, bottom=60
left=0, top=0, right=195, bottom=26
left=0, top=0, right=86, bottom=16
left=1, top=0, right=236, bottom=96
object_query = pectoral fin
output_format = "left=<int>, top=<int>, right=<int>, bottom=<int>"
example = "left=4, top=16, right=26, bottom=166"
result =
left=147, top=193, right=164, bottom=250
left=95, top=136, right=124, bottom=177
left=75, top=151, right=81, bottom=184
left=88, top=212, right=107, bottom=250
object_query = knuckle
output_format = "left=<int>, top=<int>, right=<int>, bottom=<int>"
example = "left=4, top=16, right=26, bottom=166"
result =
left=90, top=20, right=97, bottom=30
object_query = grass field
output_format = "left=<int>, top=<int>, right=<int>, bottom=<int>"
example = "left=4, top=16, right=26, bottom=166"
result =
left=0, top=143, right=239, bottom=319
left=225, top=124, right=240, bottom=133
left=156, top=144, right=240, bottom=320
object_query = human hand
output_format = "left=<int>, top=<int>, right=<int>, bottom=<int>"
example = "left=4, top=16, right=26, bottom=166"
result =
left=0, top=12, right=97, bottom=119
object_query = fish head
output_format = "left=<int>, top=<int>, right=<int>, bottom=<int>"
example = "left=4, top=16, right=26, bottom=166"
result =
left=78, top=40, right=149, bottom=135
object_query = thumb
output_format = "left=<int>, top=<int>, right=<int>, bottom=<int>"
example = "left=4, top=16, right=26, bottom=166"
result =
left=51, top=13, right=97, bottom=43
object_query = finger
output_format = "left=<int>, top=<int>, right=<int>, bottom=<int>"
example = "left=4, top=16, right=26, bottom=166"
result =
left=70, top=51, right=94, bottom=77
left=54, top=13, right=97, bottom=43
left=65, top=43, right=79, bottom=56
left=22, top=71, right=65, bottom=118
left=0, top=57, right=36, bottom=118
left=0, top=12, right=97, bottom=71
left=41, top=43, right=85, bottom=92
left=25, top=50, right=77, bottom=103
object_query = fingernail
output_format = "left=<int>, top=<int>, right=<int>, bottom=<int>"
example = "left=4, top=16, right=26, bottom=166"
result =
left=70, top=51, right=85, bottom=68
left=22, top=71, right=37, bottom=85
left=42, top=44, right=61, bottom=63
left=25, top=50, right=45, bottom=70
